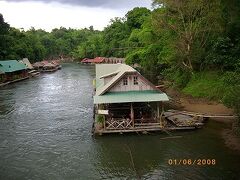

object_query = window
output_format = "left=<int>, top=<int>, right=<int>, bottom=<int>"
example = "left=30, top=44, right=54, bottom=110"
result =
left=133, top=76, right=138, bottom=85
left=123, top=77, right=128, bottom=85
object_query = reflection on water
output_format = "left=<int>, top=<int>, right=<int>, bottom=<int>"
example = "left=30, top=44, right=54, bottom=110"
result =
left=0, top=63, right=240, bottom=180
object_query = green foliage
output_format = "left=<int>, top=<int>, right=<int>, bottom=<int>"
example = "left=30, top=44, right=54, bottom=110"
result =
left=0, top=17, right=104, bottom=61
left=222, top=71, right=240, bottom=116
left=205, top=37, right=240, bottom=70
left=182, top=70, right=240, bottom=132
left=223, top=73, right=240, bottom=134
left=0, top=13, right=10, bottom=59
left=182, top=72, right=227, bottom=99
left=126, top=7, right=151, bottom=30
left=96, top=114, right=105, bottom=124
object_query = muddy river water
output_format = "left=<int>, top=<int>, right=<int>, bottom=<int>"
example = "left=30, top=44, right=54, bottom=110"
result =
left=0, top=63, right=240, bottom=179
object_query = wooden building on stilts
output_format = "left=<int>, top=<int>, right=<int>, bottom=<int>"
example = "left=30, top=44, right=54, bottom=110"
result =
left=93, top=64, right=170, bottom=135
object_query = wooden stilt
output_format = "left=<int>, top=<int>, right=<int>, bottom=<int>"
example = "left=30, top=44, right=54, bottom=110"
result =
left=131, top=103, right=134, bottom=127
left=157, top=102, right=160, bottom=119
left=157, top=102, right=161, bottom=127
left=159, top=102, right=164, bottom=128
left=103, top=115, right=106, bottom=130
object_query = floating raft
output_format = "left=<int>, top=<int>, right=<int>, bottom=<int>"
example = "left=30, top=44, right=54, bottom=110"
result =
left=167, top=109, right=236, bottom=119
left=163, top=111, right=204, bottom=128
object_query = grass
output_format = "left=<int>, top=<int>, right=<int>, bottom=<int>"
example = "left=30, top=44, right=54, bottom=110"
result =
left=182, top=71, right=228, bottom=100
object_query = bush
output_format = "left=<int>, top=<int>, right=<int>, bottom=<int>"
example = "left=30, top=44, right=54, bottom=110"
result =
left=223, top=86, right=240, bottom=134
left=182, top=71, right=226, bottom=100
left=163, top=66, right=192, bottom=88
left=96, top=114, right=105, bottom=124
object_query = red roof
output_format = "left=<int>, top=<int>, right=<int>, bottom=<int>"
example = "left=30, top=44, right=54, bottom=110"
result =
left=92, top=57, right=105, bottom=63
left=81, top=58, right=90, bottom=62
left=41, top=60, right=49, bottom=65
left=81, top=57, right=105, bottom=63
left=81, top=58, right=94, bottom=63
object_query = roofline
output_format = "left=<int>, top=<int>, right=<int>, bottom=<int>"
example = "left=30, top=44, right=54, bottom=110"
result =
left=98, top=71, right=128, bottom=96
left=99, top=71, right=119, bottom=79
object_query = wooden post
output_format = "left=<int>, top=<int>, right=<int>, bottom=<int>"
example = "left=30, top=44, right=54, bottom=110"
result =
left=160, top=102, right=164, bottom=128
left=157, top=102, right=160, bottom=119
left=103, top=115, right=106, bottom=130
left=157, top=102, right=163, bottom=128
left=131, top=103, right=134, bottom=127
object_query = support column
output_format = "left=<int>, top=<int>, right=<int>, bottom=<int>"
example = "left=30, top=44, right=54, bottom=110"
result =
left=103, top=115, right=106, bottom=130
left=130, top=103, right=134, bottom=127
left=157, top=102, right=163, bottom=128
left=157, top=102, right=160, bottom=119
left=160, top=102, right=164, bottom=128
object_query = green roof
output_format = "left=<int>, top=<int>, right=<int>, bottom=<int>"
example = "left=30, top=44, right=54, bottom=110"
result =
left=0, top=60, right=27, bottom=73
left=94, top=90, right=169, bottom=104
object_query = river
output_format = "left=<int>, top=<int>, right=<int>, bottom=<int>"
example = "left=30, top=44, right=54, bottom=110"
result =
left=0, top=63, right=240, bottom=180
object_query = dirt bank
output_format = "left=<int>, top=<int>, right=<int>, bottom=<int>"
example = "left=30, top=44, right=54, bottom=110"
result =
left=222, top=129, right=240, bottom=152
left=164, top=87, right=240, bottom=152
left=164, top=87, right=234, bottom=123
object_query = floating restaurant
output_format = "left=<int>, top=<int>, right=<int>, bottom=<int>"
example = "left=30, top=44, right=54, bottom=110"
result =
left=32, top=60, right=60, bottom=72
left=0, top=60, right=29, bottom=85
left=93, top=64, right=170, bottom=134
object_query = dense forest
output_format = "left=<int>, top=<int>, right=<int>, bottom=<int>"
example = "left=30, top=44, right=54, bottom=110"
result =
left=0, top=0, right=239, bottom=131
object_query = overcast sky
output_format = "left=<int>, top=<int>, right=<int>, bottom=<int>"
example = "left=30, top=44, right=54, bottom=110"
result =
left=0, top=0, right=152, bottom=31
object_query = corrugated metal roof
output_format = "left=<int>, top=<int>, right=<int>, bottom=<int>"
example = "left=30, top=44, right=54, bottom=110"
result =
left=19, top=58, right=34, bottom=69
left=99, top=71, right=119, bottom=79
left=95, top=64, right=122, bottom=89
left=94, top=90, right=169, bottom=104
left=96, top=64, right=136, bottom=96
left=0, top=60, right=27, bottom=73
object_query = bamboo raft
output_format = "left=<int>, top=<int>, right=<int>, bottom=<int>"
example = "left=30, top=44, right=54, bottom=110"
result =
left=167, top=109, right=236, bottom=119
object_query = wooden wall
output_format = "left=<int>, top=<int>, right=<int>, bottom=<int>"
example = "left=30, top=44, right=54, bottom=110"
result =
left=109, top=74, right=155, bottom=92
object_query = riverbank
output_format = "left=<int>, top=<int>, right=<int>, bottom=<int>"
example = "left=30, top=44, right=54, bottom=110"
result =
left=222, top=129, right=240, bottom=152
left=165, top=86, right=240, bottom=153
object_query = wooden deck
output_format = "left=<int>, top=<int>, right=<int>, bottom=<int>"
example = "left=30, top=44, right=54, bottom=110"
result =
left=93, top=109, right=236, bottom=135
left=93, top=123, right=196, bottom=135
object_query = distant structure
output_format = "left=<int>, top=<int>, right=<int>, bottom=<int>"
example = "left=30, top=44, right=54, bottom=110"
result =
left=32, top=60, right=61, bottom=72
left=19, top=58, right=34, bottom=70
left=81, top=57, right=125, bottom=64
left=0, top=60, right=28, bottom=84
left=104, top=57, right=125, bottom=64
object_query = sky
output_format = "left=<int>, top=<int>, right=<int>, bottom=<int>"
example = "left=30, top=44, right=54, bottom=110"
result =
left=0, top=0, right=152, bottom=31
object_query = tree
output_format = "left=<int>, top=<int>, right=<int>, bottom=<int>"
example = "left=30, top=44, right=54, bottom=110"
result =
left=126, top=7, right=151, bottom=30
left=152, top=0, right=222, bottom=71
left=0, top=14, right=10, bottom=59
left=103, top=17, right=130, bottom=57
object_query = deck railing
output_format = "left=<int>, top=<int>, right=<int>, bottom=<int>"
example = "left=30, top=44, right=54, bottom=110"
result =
left=105, top=118, right=133, bottom=130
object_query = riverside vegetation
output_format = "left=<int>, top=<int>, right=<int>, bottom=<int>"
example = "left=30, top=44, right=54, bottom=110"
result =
left=0, top=0, right=239, bottom=133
